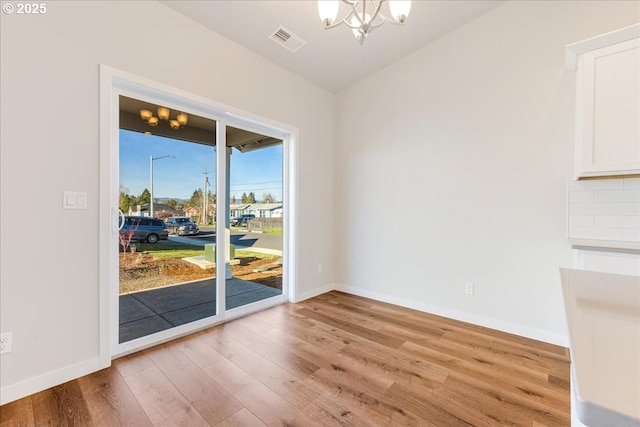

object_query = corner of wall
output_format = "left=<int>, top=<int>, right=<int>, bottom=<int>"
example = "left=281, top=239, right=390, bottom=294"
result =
left=334, top=283, right=569, bottom=348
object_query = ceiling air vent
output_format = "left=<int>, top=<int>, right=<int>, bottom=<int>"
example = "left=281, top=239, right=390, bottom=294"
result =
left=268, top=26, right=306, bottom=53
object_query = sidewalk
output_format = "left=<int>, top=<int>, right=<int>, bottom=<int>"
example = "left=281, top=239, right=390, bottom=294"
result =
left=168, top=235, right=282, bottom=256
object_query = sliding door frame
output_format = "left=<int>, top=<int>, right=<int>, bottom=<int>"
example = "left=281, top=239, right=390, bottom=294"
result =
left=99, top=65, right=297, bottom=360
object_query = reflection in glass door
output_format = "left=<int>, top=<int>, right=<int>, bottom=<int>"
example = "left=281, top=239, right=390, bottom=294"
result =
left=223, top=125, right=284, bottom=311
left=117, top=95, right=218, bottom=344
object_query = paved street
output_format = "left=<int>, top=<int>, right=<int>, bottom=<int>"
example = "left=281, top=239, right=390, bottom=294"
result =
left=171, top=226, right=282, bottom=251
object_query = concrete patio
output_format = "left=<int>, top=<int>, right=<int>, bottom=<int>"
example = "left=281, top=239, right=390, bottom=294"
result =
left=119, top=278, right=281, bottom=343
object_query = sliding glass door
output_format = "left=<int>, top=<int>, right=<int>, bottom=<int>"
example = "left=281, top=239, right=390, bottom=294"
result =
left=109, top=87, right=291, bottom=355
left=223, top=125, right=284, bottom=311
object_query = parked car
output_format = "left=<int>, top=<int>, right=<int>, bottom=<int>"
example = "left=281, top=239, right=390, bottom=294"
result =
left=119, top=216, right=168, bottom=244
left=231, top=214, right=255, bottom=227
left=166, top=217, right=200, bottom=236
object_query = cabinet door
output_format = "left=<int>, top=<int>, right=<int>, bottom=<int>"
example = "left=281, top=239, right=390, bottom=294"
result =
left=576, top=38, right=639, bottom=178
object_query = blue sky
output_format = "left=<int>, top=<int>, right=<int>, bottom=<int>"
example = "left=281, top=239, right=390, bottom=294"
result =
left=119, top=130, right=283, bottom=202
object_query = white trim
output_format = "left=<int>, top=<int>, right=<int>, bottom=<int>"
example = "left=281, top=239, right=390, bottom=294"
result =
left=566, top=23, right=640, bottom=71
left=284, top=132, right=298, bottom=303
left=216, top=120, right=228, bottom=314
left=334, top=283, right=569, bottom=347
left=293, top=283, right=335, bottom=303
left=0, top=357, right=102, bottom=405
left=99, top=65, right=117, bottom=370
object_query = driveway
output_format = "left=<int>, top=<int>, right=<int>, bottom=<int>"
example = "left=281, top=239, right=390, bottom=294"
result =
left=170, top=227, right=282, bottom=251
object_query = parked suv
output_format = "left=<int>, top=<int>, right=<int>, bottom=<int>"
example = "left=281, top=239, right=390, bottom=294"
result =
left=119, top=216, right=168, bottom=244
left=166, top=217, right=199, bottom=236
left=231, top=214, right=255, bottom=227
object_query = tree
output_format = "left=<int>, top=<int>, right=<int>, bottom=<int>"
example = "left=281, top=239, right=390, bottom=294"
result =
left=119, top=186, right=132, bottom=213
left=187, top=189, right=203, bottom=208
left=138, top=188, right=151, bottom=205
left=247, top=192, right=256, bottom=203
left=241, top=192, right=248, bottom=203
left=167, top=199, right=178, bottom=209
left=208, top=192, right=217, bottom=206
left=261, top=193, right=275, bottom=203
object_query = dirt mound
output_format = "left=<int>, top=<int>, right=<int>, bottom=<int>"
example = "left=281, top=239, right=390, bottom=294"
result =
left=119, top=253, right=282, bottom=294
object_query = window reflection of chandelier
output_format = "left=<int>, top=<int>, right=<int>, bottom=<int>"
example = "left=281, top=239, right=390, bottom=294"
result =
left=139, top=107, right=188, bottom=130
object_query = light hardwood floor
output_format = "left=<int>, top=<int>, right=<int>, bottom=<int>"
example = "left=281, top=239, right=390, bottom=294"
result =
left=0, top=291, right=571, bottom=426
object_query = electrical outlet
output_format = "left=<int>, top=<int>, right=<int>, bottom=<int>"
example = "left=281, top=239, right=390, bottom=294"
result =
left=464, top=282, right=475, bottom=295
left=0, top=332, right=13, bottom=354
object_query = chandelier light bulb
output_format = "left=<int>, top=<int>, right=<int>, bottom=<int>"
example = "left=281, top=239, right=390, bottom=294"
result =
left=389, top=0, right=411, bottom=23
left=318, top=0, right=339, bottom=26
left=157, top=107, right=170, bottom=121
left=140, top=109, right=153, bottom=121
left=147, top=116, right=159, bottom=126
left=169, top=120, right=180, bottom=129
left=176, top=112, right=188, bottom=126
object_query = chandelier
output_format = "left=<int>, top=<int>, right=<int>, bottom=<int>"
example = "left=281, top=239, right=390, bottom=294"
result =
left=139, top=107, right=188, bottom=130
left=318, top=0, right=411, bottom=45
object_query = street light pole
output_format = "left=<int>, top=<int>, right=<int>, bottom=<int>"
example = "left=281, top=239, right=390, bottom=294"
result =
left=150, top=154, right=175, bottom=218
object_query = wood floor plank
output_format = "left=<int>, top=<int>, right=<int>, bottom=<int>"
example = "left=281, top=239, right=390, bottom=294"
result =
left=296, top=306, right=406, bottom=349
left=230, top=314, right=273, bottom=335
left=76, top=368, right=153, bottom=427
left=262, top=313, right=351, bottom=353
left=213, top=408, right=267, bottom=427
left=442, top=329, right=570, bottom=378
left=1, top=291, right=571, bottom=426
left=400, top=341, right=569, bottom=412
left=306, top=367, right=423, bottom=426
left=312, top=298, right=447, bottom=340
left=198, top=326, right=322, bottom=409
left=215, top=321, right=321, bottom=379
left=444, top=372, right=570, bottom=426
left=203, top=358, right=318, bottom=427
left=303, top=393, right=378, bottom=427
left=340, top=339, right=450, bottom=387
left=174, top=333, right=226, bottom=368
left=404, top=332, right=558, bottom=387
left=32, top=381, right=92, bottom=427
left=145, top=343, right=243, bottom=425
left=260, top=327, right=396, bottom=391
left=0, top=396, right=34, bottom=427
left=122, top=365, right=209, bottom=426
left=383, top=381, right=480, bottom=427
left=112, top=350, right=155, bottom=377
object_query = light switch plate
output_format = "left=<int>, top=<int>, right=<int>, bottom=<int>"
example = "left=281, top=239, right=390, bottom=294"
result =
left=63, top=191, right=88, bottom=209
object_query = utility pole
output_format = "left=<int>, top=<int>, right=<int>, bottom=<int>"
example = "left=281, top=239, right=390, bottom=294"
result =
left=203, top=169, right=209, bottom=224
left=150, top=154, right=175, bottom=218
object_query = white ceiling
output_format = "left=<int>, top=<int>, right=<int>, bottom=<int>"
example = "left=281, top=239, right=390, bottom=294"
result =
left=162, top=1, right=505, bottom=93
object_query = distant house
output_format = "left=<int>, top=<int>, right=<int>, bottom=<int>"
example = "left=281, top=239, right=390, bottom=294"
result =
left=230, top=203, right=282, bottom=218
left=183, top=207, right=200, bottom=220
left=229, top=204, right=250, bottom=218
left=130, top=203, right=183, bottom=218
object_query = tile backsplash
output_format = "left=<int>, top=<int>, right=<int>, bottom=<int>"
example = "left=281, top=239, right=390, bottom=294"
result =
left=568, top=178, right=640, bottom=246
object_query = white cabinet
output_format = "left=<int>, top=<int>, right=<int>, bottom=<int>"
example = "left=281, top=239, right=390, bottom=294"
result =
left=567, top=25, right=640, bottom=178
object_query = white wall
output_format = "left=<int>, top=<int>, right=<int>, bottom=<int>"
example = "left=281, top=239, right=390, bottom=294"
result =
left=335, top=1, right=639, bottom=345
left=0, top=1, right=335, bottom=401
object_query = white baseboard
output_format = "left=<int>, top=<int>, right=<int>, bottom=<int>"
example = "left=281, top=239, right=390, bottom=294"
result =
left=293, top=283, right=335, bottom=303
left=334, top=283, right=569, bottom=347
left=0, top=356, right=107, bottom=405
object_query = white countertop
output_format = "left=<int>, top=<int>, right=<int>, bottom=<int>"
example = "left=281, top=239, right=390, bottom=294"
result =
left=560, top=268, right=640, bottom=426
